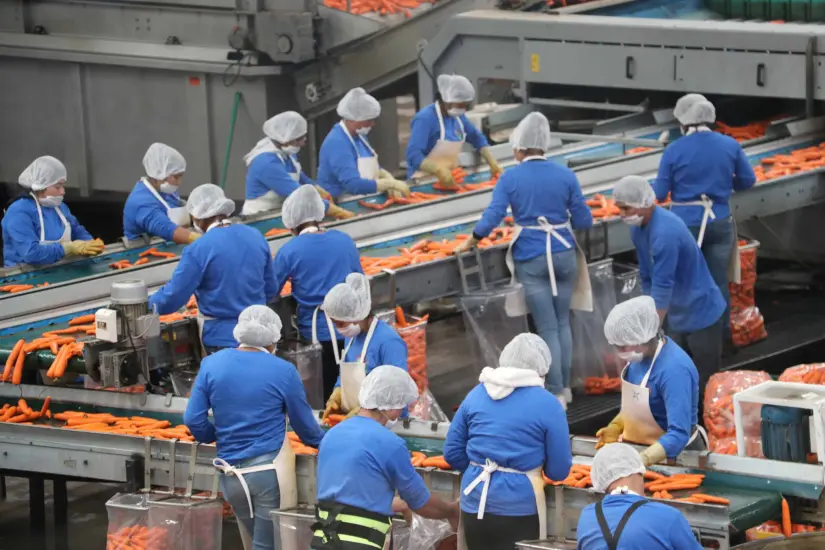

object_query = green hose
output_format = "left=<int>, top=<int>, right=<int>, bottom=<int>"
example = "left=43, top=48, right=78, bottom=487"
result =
left=220, top=91, right=243, bottom=190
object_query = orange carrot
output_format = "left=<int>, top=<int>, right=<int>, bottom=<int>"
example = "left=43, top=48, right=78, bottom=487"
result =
left=11, top=345, right=27, bottom=384
left=68, top=314, right=96, bottom=326
left=39, top=397, right=51, bottom=417
left=782, top=498, right=791, bottom=537
left=3, top=339, right=24, bottom=382
left=691, top=494, right=730, bottom=506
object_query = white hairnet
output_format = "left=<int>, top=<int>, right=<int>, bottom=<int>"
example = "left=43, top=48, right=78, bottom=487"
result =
left=437, top=74, right=476, bottom=103
left=186, top=183, right=235, bottom=219
left=511, top=112, right=552, bottom=151
left=591, top=443, right=646, bottom=492
left=19, top=156, right=67, bottom=191
left=263, top=111, right=307, bottom=144
left=613, top=175, right=655, bottom=209
left=323, top=273, right=371, bottom=322
left=337, top=88, right=381, bottom=122
left=359, top=366, right=419, bottom=410
left=673, top=93, right=707, bottom=125
left=233, top=305, right=283, bottom=347
left=604, top=296, right=660, bottom=347
left=282, top=184, right=325, bottom=229
left=681, top=100, right=716, bottom=126
left=499, top=333, right=552, bottom=376
left=143, top=143, right=186, bottom=181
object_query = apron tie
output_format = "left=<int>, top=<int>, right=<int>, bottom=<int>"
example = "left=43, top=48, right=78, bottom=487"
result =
left=464, top=459, right=526, bottom=520
left=528, top=216, right=573, bottom=297
left=213, top=457, right=279, bottom=519
left=670, top=194, right=716, bottom=248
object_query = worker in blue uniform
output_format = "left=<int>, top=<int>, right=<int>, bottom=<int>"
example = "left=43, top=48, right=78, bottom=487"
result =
left=577, top=444, right=702, bottom=550
left=2, top=156, right=103, bottom=267
left=149, top=184, right=278, bottom=354
left=596, top=296, right=705, bottom=468
left=655, top=96, right=756, bottom=341
left=313, top=366, right=458, bottom=549
left=317, top=87, right=411, bottom=201
left=613, top=175, right=725, bottom=418
left=242, top=111, right=354, bottom=219
left=444, top=333, right=572, bottom=549
left=186, top=305, right=325, bottom=550
left=122, top=143, right=200, bottom=247
left=456, top=112, right=593, bottom=409
left=406, top=74, right=502, bottom=186
left=320, top=273, right=409, bottom=421
left=274, top=185, right=364, bottom=400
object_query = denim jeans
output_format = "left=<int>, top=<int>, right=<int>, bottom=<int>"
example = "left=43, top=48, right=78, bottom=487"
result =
left=668, top=313, right=724, bottom=420
left=220, top=451, right=282, bottom=550
left=688, top=217, right=735, bottom=338
left=514, top=249, right=578, bottom=395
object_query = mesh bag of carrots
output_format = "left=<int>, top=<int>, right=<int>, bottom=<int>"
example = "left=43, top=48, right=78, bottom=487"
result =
left=729, top=240, right=767, bottom=347
left=704, top=370, right=771, bottom=457
left=391, top=307, right=429, bottom=394
left=779, top=363, right=825, bottom=385
left=147, top=497, right=223, bottom=550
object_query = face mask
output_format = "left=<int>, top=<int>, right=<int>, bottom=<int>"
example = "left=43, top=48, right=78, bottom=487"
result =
left=39, top=196, right=63, bottom=208
left=159, top=182, right=179, bottom=194
left=382, top=412, right=398, bottom=429
left=282, top=145, right=300, bottom=155
left=192, top=222, right=204, bottom=234
left=337, top=324, right=362, bottom=338
left=617, top=350, right=644, bottom=363
left=355, top=127, right=371, bottom=136
left=622, top=215, right=644, bottom=227
left=447, top=108, right=466, bottom=117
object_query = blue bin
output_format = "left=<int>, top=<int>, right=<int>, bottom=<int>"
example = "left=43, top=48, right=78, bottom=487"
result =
left=760, top=405, right=810, bottom=463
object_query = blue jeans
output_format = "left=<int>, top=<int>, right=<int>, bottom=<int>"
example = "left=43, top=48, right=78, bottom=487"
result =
left=220, top=451, right=282, bottom=550
left=688, top=217, right=735, bottom=337
left=514, top=249, right=578, bottom=395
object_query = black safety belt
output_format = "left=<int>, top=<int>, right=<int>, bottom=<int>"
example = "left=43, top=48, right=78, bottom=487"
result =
left=595, top=499, right=648, bottom=550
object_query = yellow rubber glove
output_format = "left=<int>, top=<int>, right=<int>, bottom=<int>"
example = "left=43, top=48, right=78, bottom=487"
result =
left=82, top=238, right=105, bottom=255
left=595, top=414, right=624, bottom=450
left=639, top=442, right=667, bottom=467
left=344, top=406, right=361, bottom=420
left=187, top=231, right=201, bottom=244
left=378, top=169, right=394, bottom=180
left=480, top=147, right=503, bottom=177
left=327, top=203, right=356, bottom=220
left=314, top=185, right=332, bottom=201
left=322, top=387, right=343, bottom=421
left=61, top=241, right=85, bottom=256
left=454, top=236, right=478, bottom=255
left=420, top=158, right=456, bottom=188
left=376, top=178, right=411, bottom=197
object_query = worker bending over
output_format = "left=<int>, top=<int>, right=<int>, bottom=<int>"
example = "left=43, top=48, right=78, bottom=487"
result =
left=123, top=143, right=199, bottom=246
left=457, top=112, right=593, bottom=408
left=317, top=88, right=411, bottom=200
left=185, top=305, right=324, bottom=550
left=321, top=273, right=408, bottom=420
left=3, top=156, right=103, bottom=267
left=274, top=185, right=364, bottom=400
left=577, top=444, right=701, bottom=550
left=655, top=95, right=756, bottom=342
left=596, top=296, right=704, bottom=467
left=444, top=334, right=572, bottom=549
left=313, top=366, right=458, bottom=549
left=149, top=184, right=278, bottom=354
left=242, top=111, right=354, bottom=219
left=406, top=74, right=501, bottom=186
left=613, top=175, right=725, bottom=409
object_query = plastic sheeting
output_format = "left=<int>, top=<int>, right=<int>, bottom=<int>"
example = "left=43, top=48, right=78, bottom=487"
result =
left=459, top=284, right=530, bottom=372
left=278, top=339, right=324, bottom=410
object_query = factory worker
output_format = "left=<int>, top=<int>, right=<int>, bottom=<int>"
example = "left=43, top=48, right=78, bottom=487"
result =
left=185, top=305, right=325, bottom=550
left=317, top=87, right=411, bottom=200
left=405, top=74, right=501, bottom=186
left=613, top=175, right=725, bottom=410
left=320, top=273, right=408, bottom=420
left=444, top=334, right=572, bottom=550
left=122, top=143, right=200, bottom=246
left=655, top=96, right=756, bottom=341
left=149, top=184, right=279, bottom=354
left=2, top=156, right=103, bottom=267
left=242, top=111, right=354, bottom=220
left=596, top=296, right=704, bottom=467
left=457, top=112, right=593, bottom=408
left=313, top=366, right=458, bottom=550
left=576, top=444, right=702, bottom=550
left=273, top=185, right=364, bottom=400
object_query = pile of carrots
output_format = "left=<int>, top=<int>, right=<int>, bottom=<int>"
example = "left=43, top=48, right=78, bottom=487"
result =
left=287, top=431, right=319, bottom=456
left=716, top=120, right=772, bottom=142
left=265, top=228, right=291, bottom=238
left=107, top=525, right=169, bottom=550
left=704, top=370, right=771, bottom=456
left=322, top=0, right=433, bottom=18
left=410, top=452, right=452, bottom=470
left=53, top=410, right=195, bottom=440
left=0, top=282, right=49, bottom=293
left=583, top=376, right=621, bottom=395
left=747, top=516, right=825, bottom=540
left=779, top=363, right=825, bottom=384
left=110, top=248, right=177, bottom=271
left=394, top=307, right=429, bottom=394
left=0, top=398, right=52, bottom=424
left=753, top=142, right=825, bottom=183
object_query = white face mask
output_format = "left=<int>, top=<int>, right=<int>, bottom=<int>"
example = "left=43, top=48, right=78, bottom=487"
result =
left=617, top=350, right=645, bottom=363
left=159, top=182, right=179, bottom=194
left=39, top=196, right=63, bottom=208
left=282, top=145, right=301, bottom=155
left=337, top=324, right=362, bottom=338
left=355, top=127, right=371, bottom=136
left=622, top=215, right=644, bottom=227
left=447, top=108, right=466, bottom=117
left=192, top=222, right=204, bottom=234
left=382, top=412, right=398, bottom=429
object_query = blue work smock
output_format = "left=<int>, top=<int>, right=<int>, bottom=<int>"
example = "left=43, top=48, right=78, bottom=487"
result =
left=316, top=415, right=431, bottom=516
left=316, top=124, right=380, bottom=199
left=654, top=131, right=756, bottom=227
left=405, top=103, right=488, bottom=178
left=472, top=158, right=593, bottom=261
left=184, top=348, right=325, bottom=463
left=333, top=320, right=408, bottom=387
left=148, top=223, right=279, bottom=348
left=245, top=151, right=317, bottom=200
left=123, top=180, right=184, bottom=242
left=444, top=385, right=572, bottom=516
left=632, top=207, right=725, bottom=333
left=272, top=229, right=364, bottom=342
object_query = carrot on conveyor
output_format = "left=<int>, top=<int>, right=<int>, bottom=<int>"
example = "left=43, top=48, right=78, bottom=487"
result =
left=39, top=397, right=51, bottom=417
left=782, top=498, right=792, bottom=538
left=68, top=314, right=96, bottom=326
left=584, top=376, right=621, bottom=395
left=0, top=284, right=35, bottom=293
left=692, top=494, right=730, bottom=506
left=420, top=455, right=452, bottom=470
left=11, top=344, right=27, bottom=385
left=3, top=339, right=25, bottom=382
left=265, top=228, right=291, bottom=238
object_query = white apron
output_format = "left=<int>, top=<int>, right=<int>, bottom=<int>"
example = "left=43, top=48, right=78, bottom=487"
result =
left=325, top=315, right=379, bottom=412
left=33, top=193, right=72, bottom=246
left=412, top=104, right=465, bottom=179
left=339, top=121, right=380, bottom=201
left=194, top=220, right=232, bottom=355
left=142, top=178, right=191, bottom=226
left=241, top=153, right=302, bottom=216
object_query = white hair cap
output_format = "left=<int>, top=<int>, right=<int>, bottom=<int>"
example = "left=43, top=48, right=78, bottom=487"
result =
left=233, top=305, right=283, bottom=347
left=591, top=443, right=646, bottom=493
left=681, top=100, right=716, bottom=126
left=337, top=88, right=381, bottom=122
left=19, top=156, right=67, bottom=192
left=499, top=333, right=552, bottom=377
left=323, top=273, right=371, bottom=322
left=437, top=74, right=476, bottom=103
left=511, top=112, right=553, bottom=152
left=673, top=93, right=708, bottom=125
left=282, top=185, right=325, bottom=229
left=604, top=296, right=660, bottom=347
left=359, top=366, right=419, bottom=410
left=613, top=175, right=655, bottom=209
left=143, top=143, right=186, bottom=181
left=263, top=111, right=308, bottom=144
left=186, top=183, right=235, bottom=219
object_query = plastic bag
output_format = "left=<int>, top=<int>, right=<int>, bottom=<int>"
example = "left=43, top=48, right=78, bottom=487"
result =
left=704, top=370, right=771, bottom=457
left=278, top=339, right=324, bottom=409
left=106, top=493, right=156, bottom=550
left=409, top=388, right=449, bottom=422
left=147, top=496, right=223, bottom=550
left=460, top=285, right=529, bottom=372
left=407, top=514, right=455, bottom=550
left=779, top=364, right=825, bottom=385
left=729, top=241, right=767, bottom=347
left=745, top=520, right=784, bottom=541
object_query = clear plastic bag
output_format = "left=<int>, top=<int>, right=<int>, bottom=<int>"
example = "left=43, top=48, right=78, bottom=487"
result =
left=147, top=496, right=223, bottom=550
left=409, top=388, right=449, bottom=422
left=407, top=514, right=455, bottom=550
left=780, top=363, right=825, bottom=385
left=278, top=339, right=324, bottom=409
left=460, top=284, right=529, bottom=372
left=704, top=370, right=771, bottom=457
left=729, top=241, right=767, bottom=347
left=270, top=508, right=317, bottom=550
left=106, top=493, right=154, bottom=550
